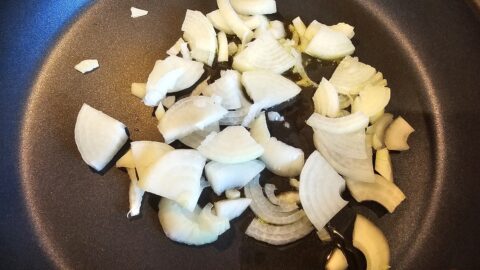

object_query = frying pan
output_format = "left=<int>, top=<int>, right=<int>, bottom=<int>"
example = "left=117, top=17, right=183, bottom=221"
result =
left=1, top=0, right=479, bottom=269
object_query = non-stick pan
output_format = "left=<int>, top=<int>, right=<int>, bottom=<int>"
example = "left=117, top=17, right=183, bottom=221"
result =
left=1, top=0, right=479, bottom=269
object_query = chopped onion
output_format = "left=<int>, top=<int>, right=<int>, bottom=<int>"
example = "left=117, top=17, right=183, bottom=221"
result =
left=217, top=0, right=254, bottom=43
left=190, top=76, right=210, bottom=96
left=181, top=10, right=217, bottom=66
left=299, top=151, right=348, bottom=231
left=139, top=149, right=206, bottom=211
left=366, top=113, right=393, bottom=150
left=304, top=26, right=354, bottom=60
left=306, top=112, right=369, bottom=134
left=206, top=9, right=234, bottom=35
left=329, top=56, right=379, bottom=95
left=353, top=215, right=390, bottom=270
left=167, top=38, right=186, bottom=56
left=158, top=96, right=227, bottom=143
left=245, top=176, right=306, bottom=223
left=217, top=31, right=229, bottom=62
left=313, top=132, right=375, bottom=182
left=74, top=104, right=128, bottom=171
left=233, top=34, right=295, bottom=73
left=302, top=20, right=323, bottom=49
left=158, top=199, right=230, bottom=245
left=74, top=59, right=99, bottom=74
left=277, top=191, right=300, bottom=204
left=228, top=42, right=238, bottom=55
left=289, top=178, right=299, bottom=189
left=346, top=174, right=405, bottom=213
left=130, top=141, right=174, bottom=181
left=242, top=70, right=301, bottom=109
left=214, top=198, right=252, bottom=220
left=219, top=97, right=252, bottom=126
left=180, top=42, right=191, bottom=60
left=375, top=148, right=393, bottom=181
left=261, top=137, right=305, bottom=177
left=242, top=14, right=269, bottom=30
left=330, top=22, right=355, bottom=39
left=312, top=78, right=340, bottom=117
left=249, top=112, right=271, bottom=145
left=292, top=17, right=306, bottom=36
left=226, top=189, right=241, bottom=199
left=161, top=96, right=176, bottom=109
left=127, top=169, right=144, bottom=218
left=369, top=109, right=384, bottom=124
left=241, top=101, right=266, bottom=127
left=245, top=216, right=313, bottom=245
left=230, top=0, right=277, bottom=15
left=351, top=85, right=391, bottom=118
left=155, top=105, right=165, bottom=120
left=268, top=20, right=286, bottom=39
left=179, top=122, right=220, bottom=149
left=313, top=130, right=368, bottom=160
left=198, top=126, right=264, bottom=164
left=316, top=227, right=332, bottom=242
left=384, top=116, right=415, bottom=151
left=338, top=94, right=351, bottom=110
left=131, top=83, right=146, bottom=99
left=326, top=248, right=348, bottom=270
left=202, top=70, right=243, bottom=110
left=116, top=149, right=135, bottom=168
left=290, top=47, right=318, bottom=87
left=205, top=159, right=265, bottom=195
left=264, top=183, right=299, bottom=212
left=130, top=7, right=148, bottom=18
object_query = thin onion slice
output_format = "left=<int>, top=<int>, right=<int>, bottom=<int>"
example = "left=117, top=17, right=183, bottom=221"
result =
left=346, top=174, right=405, bottom=213
left=306, top=112, right=369, bottom=134
left=249, top=112, right=271, bottom=145
left=217, top=0, right=254, bottom=43
left=233, top=33, right=295, bottom=74
left=313, top=78, right=340, bottom=117
left=205, top=159, right=265, bottom=195
left=179, top=122, right=220, bottom=149
left=167, top=38, right=185, bottom=56
left=230, top=0, right=277, bottom=15
left=375, top=148, right=394, bottom=181
left=217, top=31, right=229, bottom=62
left=290, top=47, right=318, bottom=87
left=330, top=23, right=355, bottom=39
left=127, top=168, right=144, bottom=218
left=190, top=76, right=210, bottom=96
left=261, top=137, right=305, bottom=177
left=74, top=104, right=128, bottom=171
left=202, top=70, right=243, bottom=110
left=353, top=215, right=390, bottom=270
left=139, top=149, right=206, bottom=211
left=242, top=70, right=301, bottom=109
left=158, top=96, right=227, bottom=143
left=198, top=126, right=264, bottom=164
left=304, top=26, right=354, bottom=60
left=264, top=183, right=299, bottom=212
left=181, top=10, right=217, bottom=66
left=207, top=9, right=234, bottom=35
left=245, top=216, right=313, bottom=245
left=299, top=151, right=348, bottom=231
left=313, top=132, right=375, bottom=182
left=214, top=198, right=252, bottom=220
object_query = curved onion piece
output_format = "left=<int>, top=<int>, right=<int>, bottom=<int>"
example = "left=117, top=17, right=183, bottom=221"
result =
left=245, top=176, right=306, bottom=223
left=226, top=189, right=241, bottom=199
left=367, top=113, right=393, bottom=150
left=230, top=0, right=276, bottom=15
left=242, top=14, right=269, bottom=30
left=326, top=248, right=348, bottom=270
left=131, top=83, right=146, bottom=99
left=313, top=78, right=340, bottom=117
left=313, top=130, right=368, bottom=160
left=167, top=38, right=185, bottom=56
left=353, top=215, right=390, bottom=270
left=190, top=76, right=210, bottom=97
left=329, top=56, right=379, bottom=95
left=158, top=199, right=229, bottom=246
left=317, top=227, right=332, bottom=242
left=351, top=85, right=391, bottom=118
left=127, top=168, right=144, bottom=218
left=313, top=132, right=375, bottom=182
left=214, top=198, right=252, bottom=220
left=245, top=216, right=313, bottom=245
left=139, top=149, right=206, bottom=211
left=375, top=148, right=393, bottom=182
left=198, top=126, right=264, bottom=164
left=203, top=70, right=243, bottom=110
left=299, top=151, right=348, bottom=231
left=338, top=94, right=352, bottom=110
left=306, top=112, right=369, bottom=134
left=268, top=20, right=286, bottom=39
left=131, top=141, right=174, bottom=180
left=179, top=122, right=220, bottom=149
left=217, top=0, right=253, bottom=43
left=181, top=10, right=217, bottom=66
left=292, top=17, right=306, bottom=36
left=249, top=112, right=271, bottom=145
left=242, top=70, right=301, bottom=109
left=264, top=184, right=298, bottom=212
left=261, top=137, right=305, bottom=177
left=228, top=42, right=238, bottom=55
left=347, top=175, right=405, bottom=213
left=233, top=34, right=295, bottom=74
left=116, top=149, right=135, bottom=168
left=330, top=23, right=355, bottom=39
left=74, top=104, right=128, bottom=171
left=162, top=96, right=176, bottom=109
left=155, top=105, right=165, bottom=120
left=290, top=47, right=318, bottom=87
left=289, top=178, right=299, bottom=189
left=304, top=26, right=354, bottom=60
left=384, top=116, right=415, bottom=151
left=369, top=109, right=384, bottom=124
left=207, top=9, right=234, bottom=34
left=158, top=96, right=227, bottom=143
left=205, top=159, right=265, bottom=195
left=217, top=31, right=229, bottom=62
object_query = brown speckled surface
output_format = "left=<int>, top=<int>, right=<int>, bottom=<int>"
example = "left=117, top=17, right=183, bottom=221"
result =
left=13, top=0, right=480, bottom=269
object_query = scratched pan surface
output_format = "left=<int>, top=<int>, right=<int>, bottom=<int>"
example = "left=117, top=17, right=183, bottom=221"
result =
left=1, top=0, right=480, bottom=269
